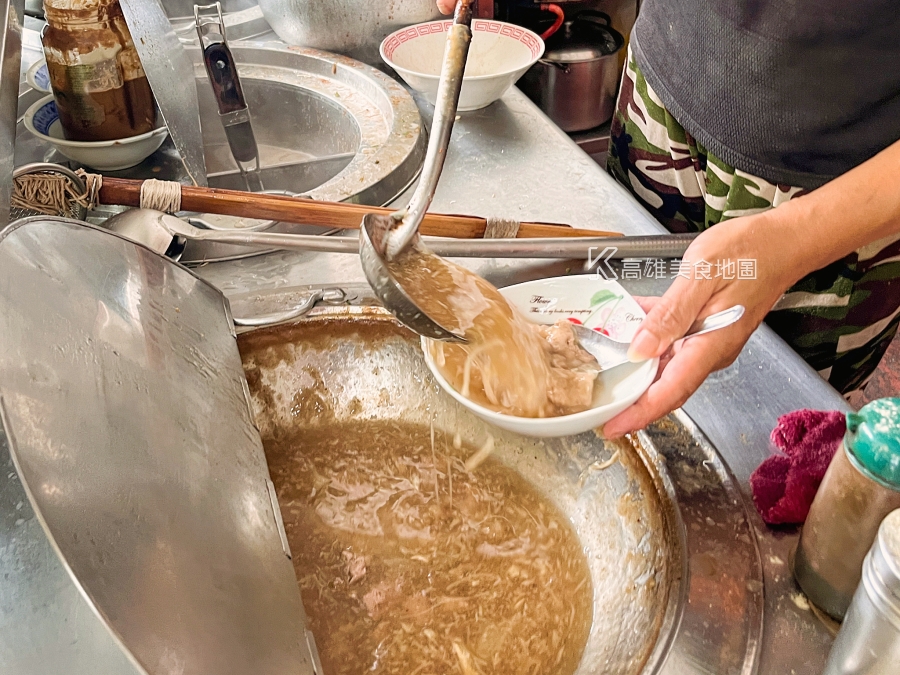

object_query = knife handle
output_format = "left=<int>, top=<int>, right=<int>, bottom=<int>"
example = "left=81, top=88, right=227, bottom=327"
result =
left=203, top=41, right=247, bottom=115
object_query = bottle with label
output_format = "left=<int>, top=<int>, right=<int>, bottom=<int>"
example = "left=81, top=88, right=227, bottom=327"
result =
left=793, top=398, right=900, bottom=620
left=41, top=0, right=155, bottom=142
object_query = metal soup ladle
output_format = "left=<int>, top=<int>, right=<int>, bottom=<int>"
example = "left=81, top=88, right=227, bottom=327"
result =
left=358, top=0, right=475, bottom=343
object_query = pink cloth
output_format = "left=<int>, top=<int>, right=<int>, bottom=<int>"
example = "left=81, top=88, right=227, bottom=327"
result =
left=750, top=409, right=846, bottom=526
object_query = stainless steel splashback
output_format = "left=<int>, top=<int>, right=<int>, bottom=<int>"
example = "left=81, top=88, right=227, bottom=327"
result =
left=0, top=217, right=314, bottom=675
left=0, top=0, right=24, bottom=227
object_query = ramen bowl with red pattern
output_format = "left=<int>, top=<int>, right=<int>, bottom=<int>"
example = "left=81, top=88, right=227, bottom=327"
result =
left=380, top=19, right=544, bottom=111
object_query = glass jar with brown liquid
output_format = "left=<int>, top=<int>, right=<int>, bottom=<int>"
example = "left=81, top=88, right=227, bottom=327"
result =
left=41, top=0, right=155, bottom=142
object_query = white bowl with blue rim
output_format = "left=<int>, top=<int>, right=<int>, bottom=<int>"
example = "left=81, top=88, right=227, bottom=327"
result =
left=25, top=59, right=51, bottom=93
left=422, top=275, right=659, bottom=438
left=23, top=94, right=169, bottom=171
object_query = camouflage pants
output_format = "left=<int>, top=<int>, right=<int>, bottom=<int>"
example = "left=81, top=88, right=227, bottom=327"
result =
left=607, top=47, right=900, bottom=395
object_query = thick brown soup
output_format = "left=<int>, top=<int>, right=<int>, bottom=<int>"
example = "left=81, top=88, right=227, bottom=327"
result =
left=266, top=421, right=593, bottom=675
left=387, top=249, right=598, bottom=418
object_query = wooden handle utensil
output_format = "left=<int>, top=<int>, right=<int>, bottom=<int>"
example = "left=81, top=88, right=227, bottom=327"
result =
left=96, top=177, right=621, bottom=239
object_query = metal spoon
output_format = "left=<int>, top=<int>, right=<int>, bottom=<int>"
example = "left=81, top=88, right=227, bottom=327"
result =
left=571, top=305, right=746, bottom=372
left=359, top=0, right=476, bottom=343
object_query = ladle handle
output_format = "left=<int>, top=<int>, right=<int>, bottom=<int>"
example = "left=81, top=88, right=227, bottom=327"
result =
left=179, top=230, right=697, bottom=259
left=386, top=0, right=475, bottom=259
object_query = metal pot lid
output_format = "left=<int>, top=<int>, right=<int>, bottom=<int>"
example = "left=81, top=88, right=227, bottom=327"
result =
left=544, top=44, right=612, bottom=63
left=0, top=217, right=315, bottom=675
left=544, top=14, right=623, bottom=63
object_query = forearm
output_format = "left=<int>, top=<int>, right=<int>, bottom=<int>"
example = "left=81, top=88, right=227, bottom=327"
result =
left=767, top=138, right=900, bottom=281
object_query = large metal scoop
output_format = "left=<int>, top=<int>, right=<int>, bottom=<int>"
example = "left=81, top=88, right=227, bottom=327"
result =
left=359, top=0, right=475, bottom=343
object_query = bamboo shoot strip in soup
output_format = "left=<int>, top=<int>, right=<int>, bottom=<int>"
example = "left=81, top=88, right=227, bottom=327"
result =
left=266, top=421, right=593, bottom=675
left=386, top=248, right=600, bottom=418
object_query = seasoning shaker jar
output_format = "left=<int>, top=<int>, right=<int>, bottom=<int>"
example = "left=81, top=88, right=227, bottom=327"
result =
left=822, top=508, right=900, bottom=674
left=41, top=0, right=155, bottom=142
left=793, top=398, right=900, bottom=620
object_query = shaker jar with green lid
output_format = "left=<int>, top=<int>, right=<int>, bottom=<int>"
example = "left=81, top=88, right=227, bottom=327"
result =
left=793, top=398, right=900, bottom=620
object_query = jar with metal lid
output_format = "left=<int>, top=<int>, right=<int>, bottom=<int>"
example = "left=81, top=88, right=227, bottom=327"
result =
left=793, top=398, right=900, bottom=619
left=822, top=508, right=900, bottom=674
left=41, top=0, right=155, bottom=142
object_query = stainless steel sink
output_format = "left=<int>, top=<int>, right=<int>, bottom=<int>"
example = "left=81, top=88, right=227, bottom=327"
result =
left=13, top=41, right=426, bottom=263
left=199, top=78, right=356, bottom=194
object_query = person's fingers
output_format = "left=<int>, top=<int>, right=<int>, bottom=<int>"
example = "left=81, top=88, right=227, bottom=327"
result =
left=655, top=345, right=675, bottom=374
left=436, top=0, right=455, bottom=14
left=627, top=276, right=716, bottom=362
left=633, top=296, right=662, bottom=314
left=603, top=333, right=741, bottom=438
left=602, top=354, right=709, bottom=437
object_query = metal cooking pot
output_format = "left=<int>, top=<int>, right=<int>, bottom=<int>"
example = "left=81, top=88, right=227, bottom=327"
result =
left=257, top=0, right=442, bottom=64
left=518, top=11, right=624, bottom=133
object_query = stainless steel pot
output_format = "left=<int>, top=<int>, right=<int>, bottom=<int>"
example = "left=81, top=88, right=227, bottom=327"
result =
left=518, top=11, right=624, bottom=133
left=257, top=0, right=442, bottom=64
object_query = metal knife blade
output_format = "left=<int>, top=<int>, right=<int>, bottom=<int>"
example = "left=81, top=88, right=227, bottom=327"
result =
left=119, top=0, right=208, bottom=187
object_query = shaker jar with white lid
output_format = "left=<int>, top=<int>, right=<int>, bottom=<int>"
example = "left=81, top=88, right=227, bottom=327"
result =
left=822, top=508, right=900, bottom=674
left=793, top=398, right=900, bottom=619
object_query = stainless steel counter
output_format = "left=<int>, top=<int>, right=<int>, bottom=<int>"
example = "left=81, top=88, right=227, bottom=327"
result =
left=196, top=86, right=847, bottom=674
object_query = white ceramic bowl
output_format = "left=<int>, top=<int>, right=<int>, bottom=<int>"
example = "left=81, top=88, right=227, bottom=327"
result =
left=422, top=276, right=659, bottom=437
left=23, top=95, right=169, bottom=171
left=25, top=59, right=50, bottom=93
left=381, top=19, right=544, bottom=111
